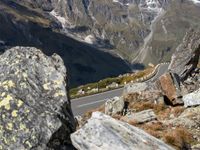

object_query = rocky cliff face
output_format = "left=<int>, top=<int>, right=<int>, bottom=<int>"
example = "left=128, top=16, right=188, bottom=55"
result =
left=168, top=29, right=200, bottom=80
left=0, top=46, right=76, bottom=149
left=12, top=0, right=200, bottom=65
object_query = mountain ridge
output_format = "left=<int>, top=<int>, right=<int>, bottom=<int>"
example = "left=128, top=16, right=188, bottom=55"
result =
left=0, top=0, right=131, bottom=87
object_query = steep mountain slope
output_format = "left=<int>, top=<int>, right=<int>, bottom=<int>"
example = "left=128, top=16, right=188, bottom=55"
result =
left=0, top=0, right=131, bottom=87
left=14, top=0, right=200, bottom=66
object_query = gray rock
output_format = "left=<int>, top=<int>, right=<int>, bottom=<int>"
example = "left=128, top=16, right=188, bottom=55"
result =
left=105, top=96, right=124, bottom=116
left=71, top=112, right=175, bottom=150
left=123, top=89, right=165, bottom=112
left=192, top=144, right=200, bottom=150
left=168, top=29, right=200, bottom=81
left=0, top=47, right=76, bottom=149
left=123, top=82, right=148, bottom=95
left=156, top=72, right=183, bottom=105
left=183, top=68, right=200, bottom=93
left=122, top=109, right=157, bottom=124
left=183, top=88, right=200, bottom=107
left=163, top=106, right=200, bottom=144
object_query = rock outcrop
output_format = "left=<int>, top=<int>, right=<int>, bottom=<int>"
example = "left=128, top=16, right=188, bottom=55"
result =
left=156, top=72, right=183, bottom=105
left=123, top=82, right=149, bottom=95
left=163, top=106, right=200, bottom=145
left=105, top=96, right=124, bottom=116
left=183, top=88, right=200, bottom=107
left=168, top=29, right=200, bottom=80
left=121, top=109, right=157, bottom=124
left=0, top=47, right=76, bottom=149
left=124, top=90, right=164, bottom=105
left=71, top=112, right=174, bottom=150
left=182, top=68, right=200, bottom=93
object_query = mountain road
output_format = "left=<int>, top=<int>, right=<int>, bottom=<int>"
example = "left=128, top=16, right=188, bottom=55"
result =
left=71, top=63, right=169, bottom=116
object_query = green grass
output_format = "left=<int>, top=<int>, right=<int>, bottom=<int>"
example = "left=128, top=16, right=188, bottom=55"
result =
left=69, top=67, right=155, bottom=99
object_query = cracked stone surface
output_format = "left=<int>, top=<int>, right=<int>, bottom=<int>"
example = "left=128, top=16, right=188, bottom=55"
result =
left=0, top=46, right=76, bottom=149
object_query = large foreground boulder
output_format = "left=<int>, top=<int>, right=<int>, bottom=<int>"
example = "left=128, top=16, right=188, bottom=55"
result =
left=168, top=29, right=200, bottom=80
left=71, top=112, right=175, bottom=150
left=0, top=47, right=76, bottom=149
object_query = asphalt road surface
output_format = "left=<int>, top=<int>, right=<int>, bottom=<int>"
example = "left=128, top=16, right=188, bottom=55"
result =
left=71, top=63, right=169, bottom=116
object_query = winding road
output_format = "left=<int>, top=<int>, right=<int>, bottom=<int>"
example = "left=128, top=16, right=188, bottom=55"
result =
left=71, top=63, right=169, bottom=116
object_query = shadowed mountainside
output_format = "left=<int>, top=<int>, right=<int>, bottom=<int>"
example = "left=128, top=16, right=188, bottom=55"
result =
left=0, top=0, right=131, bottom=87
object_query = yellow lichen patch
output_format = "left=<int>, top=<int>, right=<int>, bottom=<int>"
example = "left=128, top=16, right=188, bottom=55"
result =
left=5, top=104, right=10, bottom=110
left=17, top=99, right=24, bottom=107
left=54, top=91, right=65, bottom=97
left=11, top=110, right=18, bottom=117
left=43, top=83, right=50, bottom=90
left=11, top=136, right=16, bottom=143
left=19, top=123, right=26, bottom=130
left=2, top=80, right=15, bottom=88
left=2, top=114, right=6, bottom=119
left=1, top=92, right=6, bottom=97
left=53, top=80, right=63, bottom=88
left=0, top=94, right=13, bottom=110
left=3, top=137, right=9, bottom=144
left=25, top=108, right=30, bottom=113
left=25, top=141, right=32, bottom=148
left=6, top=123, right=13, bottom=130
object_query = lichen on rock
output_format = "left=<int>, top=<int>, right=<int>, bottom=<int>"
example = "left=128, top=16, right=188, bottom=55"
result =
left=0, top=46, right=76, bottom=149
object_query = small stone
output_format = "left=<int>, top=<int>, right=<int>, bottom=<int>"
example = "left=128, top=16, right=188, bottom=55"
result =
left=121, top=109, right=157, bottom=124
left=105, top=97, right=124, bottom=116
left=183, top=88, right=200, bottom=107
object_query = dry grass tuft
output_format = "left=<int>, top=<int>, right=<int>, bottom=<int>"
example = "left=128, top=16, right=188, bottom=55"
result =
left=163, top=127, right=193, bottom=149
left=139, top=122, right=165, bottom=139
left=129, top=101, right=166, bottom=115
left=128, top=120, right=139, bottom=126
left=112, top=114, right=122, bottom=120
left=171, top=106, right=185, bottom=117
left=158, top=106, right=185, bottom=120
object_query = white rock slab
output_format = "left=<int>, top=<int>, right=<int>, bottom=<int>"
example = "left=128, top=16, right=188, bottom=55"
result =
left=123, top=82, right=148, bottom=95
left=125, top=109, right=157, bottom=123
left=183, top=88, right=200, bottom=107
left=71, top=112, right=174, bottom=150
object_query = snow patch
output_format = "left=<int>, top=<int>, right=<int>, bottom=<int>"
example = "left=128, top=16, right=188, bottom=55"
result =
left=50, top=10, right=70, bottom=28
left=84, top=35, right=95, bottom=44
